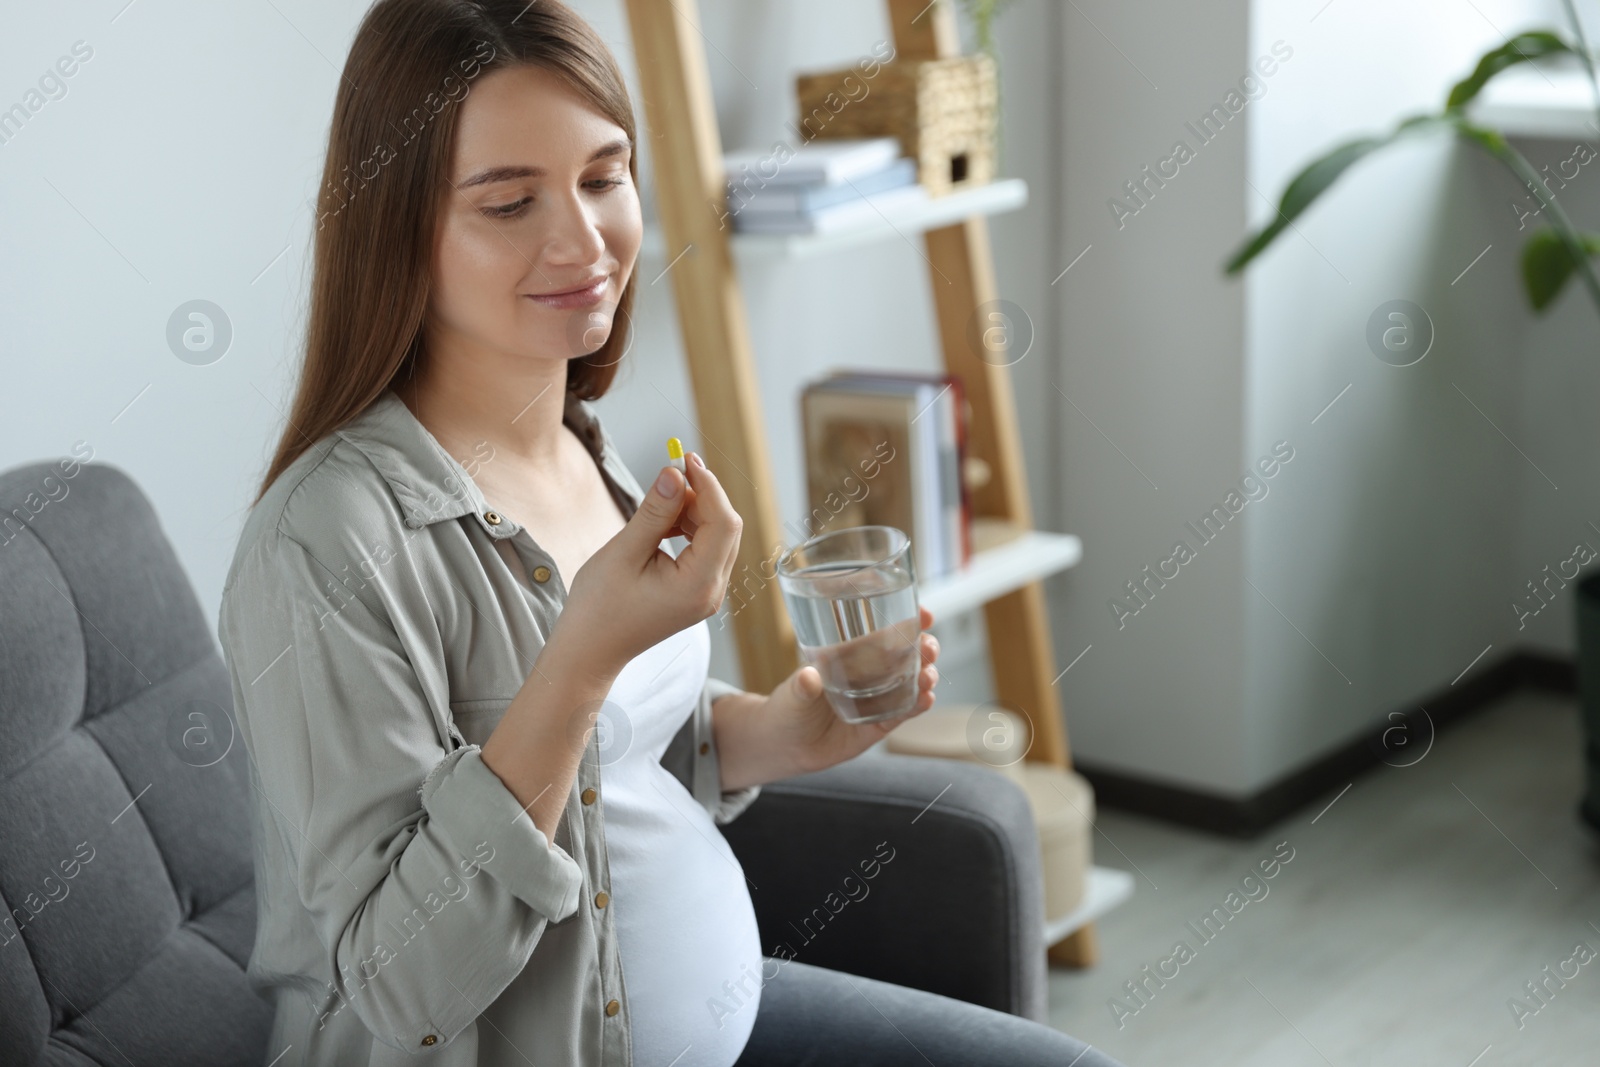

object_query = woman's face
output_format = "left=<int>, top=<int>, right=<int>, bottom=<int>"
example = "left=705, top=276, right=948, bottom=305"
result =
left=429, top=63, right=640, bottom=372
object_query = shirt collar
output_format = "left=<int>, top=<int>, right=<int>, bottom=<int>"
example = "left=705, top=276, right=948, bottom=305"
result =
left=336, top=387, right=630, bottom=539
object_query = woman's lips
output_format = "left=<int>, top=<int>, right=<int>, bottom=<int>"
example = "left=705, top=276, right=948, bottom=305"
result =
left=527, top=276, right=608, bottom=310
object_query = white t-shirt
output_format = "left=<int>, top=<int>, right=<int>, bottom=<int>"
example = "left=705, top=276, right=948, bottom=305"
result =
left=598, top=618, right=765, bottom=1066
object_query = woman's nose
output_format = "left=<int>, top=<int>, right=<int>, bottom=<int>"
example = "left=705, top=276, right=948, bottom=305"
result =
left=538, top=189, right=606, bottom=265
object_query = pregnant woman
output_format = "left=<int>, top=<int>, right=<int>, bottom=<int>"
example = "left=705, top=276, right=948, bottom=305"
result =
left=218, top=2, right=1122, bottom=1065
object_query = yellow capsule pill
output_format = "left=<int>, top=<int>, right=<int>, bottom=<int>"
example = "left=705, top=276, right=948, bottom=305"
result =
left=666, top=436, right=686, bottom=472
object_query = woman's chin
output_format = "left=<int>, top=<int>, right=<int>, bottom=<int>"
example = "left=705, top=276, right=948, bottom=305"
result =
left=564, top=316, right=618, bottom=359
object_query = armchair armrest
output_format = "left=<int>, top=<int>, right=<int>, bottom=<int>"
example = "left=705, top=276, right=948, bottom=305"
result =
left=718, top=751, right=1047, bottom=1023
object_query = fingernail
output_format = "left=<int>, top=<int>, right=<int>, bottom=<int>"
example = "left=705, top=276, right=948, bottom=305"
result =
left=689, top=452, right=705, bottom=468
left=654, top=467, right=677, bottom=496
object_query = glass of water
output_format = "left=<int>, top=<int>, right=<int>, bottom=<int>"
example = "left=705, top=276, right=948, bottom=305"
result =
left=777, top=525, right=922, bottom=725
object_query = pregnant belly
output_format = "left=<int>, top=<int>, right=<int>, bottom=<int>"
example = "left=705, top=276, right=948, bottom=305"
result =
left=603, top=764, right=765, bottom=1067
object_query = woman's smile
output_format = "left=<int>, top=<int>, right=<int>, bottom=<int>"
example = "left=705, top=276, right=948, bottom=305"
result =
left=526, top=273, right=609, bottom=310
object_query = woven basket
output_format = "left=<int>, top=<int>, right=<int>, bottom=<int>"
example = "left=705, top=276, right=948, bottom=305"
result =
left=1012, top=763, right=1093, bottom=918
left=884, top=701, right=1030, bottom=785
left=794, top=53, right=997, bottom=198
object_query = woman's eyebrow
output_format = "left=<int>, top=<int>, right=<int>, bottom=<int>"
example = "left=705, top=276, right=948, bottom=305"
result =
left=458, top=138, right=633, bottom=188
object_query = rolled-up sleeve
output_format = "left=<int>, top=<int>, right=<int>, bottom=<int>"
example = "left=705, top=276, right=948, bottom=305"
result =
left=419, top=746, right=584, bottom=920
left=221, top=528, right=583, bottom=1052
left=660, top=675, right=762, bottom=825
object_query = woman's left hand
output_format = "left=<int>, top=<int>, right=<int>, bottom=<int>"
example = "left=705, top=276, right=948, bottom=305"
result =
left=758, top=604, right=940, bottom=776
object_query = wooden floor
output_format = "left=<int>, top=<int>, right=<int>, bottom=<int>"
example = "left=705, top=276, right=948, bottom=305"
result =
left=1047, top=690, right=1600, bottom=1067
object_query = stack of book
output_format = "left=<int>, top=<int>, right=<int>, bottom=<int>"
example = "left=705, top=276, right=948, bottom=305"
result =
left=799, top=369, right=970, bottom=582
left=721, top=137, right=926, bottom=235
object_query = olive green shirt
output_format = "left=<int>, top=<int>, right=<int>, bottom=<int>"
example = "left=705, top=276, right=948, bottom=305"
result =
left=217, top=387, right=761, bottom=1066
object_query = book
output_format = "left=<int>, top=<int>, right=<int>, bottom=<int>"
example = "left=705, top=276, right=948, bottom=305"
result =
left=800, top=370, right=970, bottom=582
left=727, top=157, right=917, bottom=216
left=800, top=384, right=934, bottom=580
left=822, top=370, right=971, bottom=570
left=731, top=183, right=928, bottom=235
left=722, top=136, right=902, bottom=188
left=822, top=375, right=945, bottom=577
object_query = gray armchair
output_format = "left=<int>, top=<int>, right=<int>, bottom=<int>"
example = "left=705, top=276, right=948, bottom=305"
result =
left=0, top=461, right=1046, bottom=1064
left=720, top=754, right=1047, bottom=1023
left=0, top=461, right=269, bottom=1065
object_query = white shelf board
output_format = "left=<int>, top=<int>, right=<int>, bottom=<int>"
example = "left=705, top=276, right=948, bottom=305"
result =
left=640, top=177, right=1028, bottom=262
left=1044, top=866, right=1135, bottom=946
left=917, top=527, right=1082, bottom=620
left=1466, top=62, right=1600, bottom=140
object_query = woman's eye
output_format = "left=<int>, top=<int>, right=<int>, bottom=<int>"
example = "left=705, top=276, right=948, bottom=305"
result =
left=482, top=179, right=622, bottom=219
left=484, top=197, right=531, bottom=219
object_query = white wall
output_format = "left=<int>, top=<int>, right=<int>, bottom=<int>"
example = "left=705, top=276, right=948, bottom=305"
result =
left=1051, top=0, right=1580, bottom=795
left=1241, top=1, right=1547, bottom=791
left=1053, top=0, right=1255, bottom=789
left=2, top=1, right=351, bottom=619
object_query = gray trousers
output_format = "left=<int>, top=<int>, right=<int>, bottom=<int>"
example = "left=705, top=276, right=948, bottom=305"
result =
left=732, top=959, right=1125, bottom=1067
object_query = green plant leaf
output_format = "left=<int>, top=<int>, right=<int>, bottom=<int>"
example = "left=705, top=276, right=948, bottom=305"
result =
left=1223, top=116, right=1448, bottom=275
left=1521, top=228, right=1600, bottom=310
left=1445, top=31, right=1574, bottom=110
left=1221, top=28, right=1600, bottom=322
left=1448, top=114, right=1600, bottom=315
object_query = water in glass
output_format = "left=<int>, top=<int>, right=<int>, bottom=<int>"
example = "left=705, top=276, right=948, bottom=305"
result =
left=783, top=557, right=920, bottom=724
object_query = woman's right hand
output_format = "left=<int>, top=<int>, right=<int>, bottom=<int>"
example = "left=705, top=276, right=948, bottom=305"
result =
left=553, top=452, right=743, bottom=680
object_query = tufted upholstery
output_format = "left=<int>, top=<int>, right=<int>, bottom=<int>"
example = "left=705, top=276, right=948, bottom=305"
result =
left=0, top=461, right=271, bottom=1067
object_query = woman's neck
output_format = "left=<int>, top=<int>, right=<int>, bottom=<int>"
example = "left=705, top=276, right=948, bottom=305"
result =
left=399, top=347, right=570, bottom=469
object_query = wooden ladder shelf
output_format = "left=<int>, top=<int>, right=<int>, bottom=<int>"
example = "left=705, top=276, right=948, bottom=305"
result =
left=623, top=0, right=1098, bottom=967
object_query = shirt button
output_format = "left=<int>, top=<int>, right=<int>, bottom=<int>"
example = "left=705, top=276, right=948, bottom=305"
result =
left=421, top=1034, right=438, bottom=1046
left=605, top=999, right=621, bottom=1017
left=484, top=510, right=502, bottom=526
left=594, top=890, right=609, bottom=909
left=699, top=741, right=710, bottom=755
left=581, top=787, right=597, bottom=804
left=533, top=565, right=552, bottom=583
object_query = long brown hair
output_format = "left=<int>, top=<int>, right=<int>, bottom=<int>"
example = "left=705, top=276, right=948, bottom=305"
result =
left=254, top=0, right=638, bottom=505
